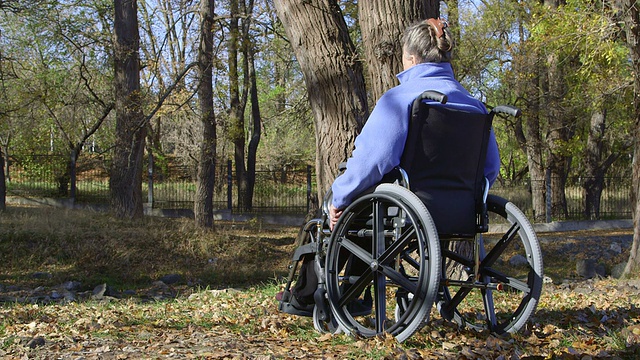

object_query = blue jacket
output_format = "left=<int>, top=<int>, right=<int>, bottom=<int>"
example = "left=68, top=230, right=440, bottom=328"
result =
left=331, top=62, right=500, bottom=209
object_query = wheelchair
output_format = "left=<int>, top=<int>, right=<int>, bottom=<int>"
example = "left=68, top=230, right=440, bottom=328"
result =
left=278, top=91, right=544, bottom=343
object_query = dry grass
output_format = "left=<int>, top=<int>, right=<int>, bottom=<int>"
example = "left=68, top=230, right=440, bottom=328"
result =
left=0, top=205, right=297, bottom=290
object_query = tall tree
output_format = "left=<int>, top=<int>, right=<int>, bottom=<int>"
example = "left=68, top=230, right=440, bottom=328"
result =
left=194, top=0, right=217, bottom=228
left=583, top=105, right=614, bottom=219
left=110, top=0, right=146, bottom=219
left=245, top=43, right=261, bottom=211
left=618, top=0, right=640, bottom=276
left=228, top=0, right=258, bottom=211
left=0, top=146, right=5, bottom=212
left=358, top=0, right=437, bottom=101
left=273, top=0, right=369, bottom=200
left=541, top=0, right=571, bottom=219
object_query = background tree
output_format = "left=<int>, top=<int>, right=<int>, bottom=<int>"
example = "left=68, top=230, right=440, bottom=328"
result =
left=618, top=0, right=640, bottom=276
left=194, top=0, right=217, bottom=229
left=245, top=38, right=261, bottom=211
left=0, top=146, right=4, bottom=211
left=110, top=0, right=146, bottom=219
left=254, top=5, right=314, bottom=173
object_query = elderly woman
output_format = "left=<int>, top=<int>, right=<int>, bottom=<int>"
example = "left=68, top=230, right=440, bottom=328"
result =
left=329, top=18, right=500, bottom=229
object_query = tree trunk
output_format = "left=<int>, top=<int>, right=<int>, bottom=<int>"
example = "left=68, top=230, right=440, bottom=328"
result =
left=110, top=0, right=146, bottom=219
left=246, top=48, right=261, bottom=209
left=545, top=51, right=570, bottom=220
left=0, top=146, right=5, bottom=212
left=618, top=0, right=640, bottom=277
left=273, top=0, right=369, bottom=200
left=194, top=0, right=217, bottom=229
left=543, top=0, right=571, bottom=220
left=513, top=36, right=546, bottom=222
left=228, top=0, right=250, bottom=211
left=583, top=107, right=606, bottom=220
left=358, top=0, right=437, bottom=101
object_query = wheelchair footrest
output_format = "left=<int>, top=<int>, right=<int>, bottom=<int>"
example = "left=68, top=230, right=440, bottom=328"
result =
left=277, top=290, right=313, bottom=317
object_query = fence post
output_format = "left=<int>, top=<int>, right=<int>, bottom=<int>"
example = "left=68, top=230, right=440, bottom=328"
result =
left=545, top=168, right=552, bottom=223
left=148, top=151, right=154, bottom=206
left=69, top=150, right=77, bottom=202
left=306, top=165, right=312, bottom=213
left=227, top=159, right=232, bottom=210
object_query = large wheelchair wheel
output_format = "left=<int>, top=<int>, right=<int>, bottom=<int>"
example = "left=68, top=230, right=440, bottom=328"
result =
left=439, top=194, right=543, bottom=334
left=325, top=184, right=441, bottom=343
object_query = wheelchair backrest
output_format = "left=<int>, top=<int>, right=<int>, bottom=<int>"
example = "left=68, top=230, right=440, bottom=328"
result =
left=400, top=92, right=493, bottom=237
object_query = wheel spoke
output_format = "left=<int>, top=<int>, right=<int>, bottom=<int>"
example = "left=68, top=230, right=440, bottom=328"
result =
left=381, top=265, right=419, bottom=294
left=379, top=226, right=417, bottom=263
left=372, top=199, right=387, bottom=332
left=481, top=223, right=519, bottom=268
left=338, top=237, right=373, bottom=265
left=337, top=268, right=373, bottom=308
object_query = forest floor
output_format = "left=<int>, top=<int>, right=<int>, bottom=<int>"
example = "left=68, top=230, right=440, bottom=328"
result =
left=0, top=206, right=639, bottom=359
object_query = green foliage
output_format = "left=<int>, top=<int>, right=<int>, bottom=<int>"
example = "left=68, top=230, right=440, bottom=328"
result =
left=454, top=0, right=633, bottom=181
left=0, top=0, right=114, bottom=156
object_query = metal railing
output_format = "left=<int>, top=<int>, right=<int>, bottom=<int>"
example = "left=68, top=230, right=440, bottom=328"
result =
left=5, top=154, right=314, bottom=215
left=3, top=154, right=632, bottom=220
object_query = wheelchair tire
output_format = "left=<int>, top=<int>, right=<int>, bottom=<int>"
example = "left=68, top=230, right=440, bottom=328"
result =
left=439, top=194, right=543, bottom=334
left=325, top=184, right=441, bottom=343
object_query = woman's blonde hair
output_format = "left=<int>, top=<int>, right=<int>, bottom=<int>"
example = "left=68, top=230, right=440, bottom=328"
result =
left=402, top=18, right=453, bottom=63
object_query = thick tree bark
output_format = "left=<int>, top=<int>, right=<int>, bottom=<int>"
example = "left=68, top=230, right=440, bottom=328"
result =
left=358, top=0, right=437, bottom=101
left=110, top=0, right=146, bottom=219
left=273, top=0, right=369, bottom=200
left=194, top=0, right=217, bottom=229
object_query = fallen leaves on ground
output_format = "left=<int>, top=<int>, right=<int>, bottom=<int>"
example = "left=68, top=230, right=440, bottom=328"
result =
left=1, top=278, right=639, bottom=359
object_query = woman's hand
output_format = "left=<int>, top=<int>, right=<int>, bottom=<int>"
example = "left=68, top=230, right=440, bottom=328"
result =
left=329, top=205, right=343, bottom=231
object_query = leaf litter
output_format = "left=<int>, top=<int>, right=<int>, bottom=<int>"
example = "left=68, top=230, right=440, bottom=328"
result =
left=1, top=223, right=640, bottom=358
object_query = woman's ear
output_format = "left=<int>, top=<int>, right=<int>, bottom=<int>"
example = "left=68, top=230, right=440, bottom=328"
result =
left=403, top=52, right=417, bottom=70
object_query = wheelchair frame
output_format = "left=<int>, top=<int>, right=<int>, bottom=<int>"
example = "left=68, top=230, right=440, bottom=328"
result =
left=277, top=93, right=543, bottom=343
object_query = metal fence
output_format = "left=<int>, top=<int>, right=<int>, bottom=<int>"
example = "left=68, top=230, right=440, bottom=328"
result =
left=3, top=154, right=633, bottom=220
left=490, top=177, right=632, bottom=221
left=5, top=154, right=314, bottom=215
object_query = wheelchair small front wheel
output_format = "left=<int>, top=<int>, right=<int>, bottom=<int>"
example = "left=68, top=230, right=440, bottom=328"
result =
left=325, top=184, right=441, bottom=343
left=439, top=195, right=543, bottom=334
left=313, top=305, right=342, bottom=334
